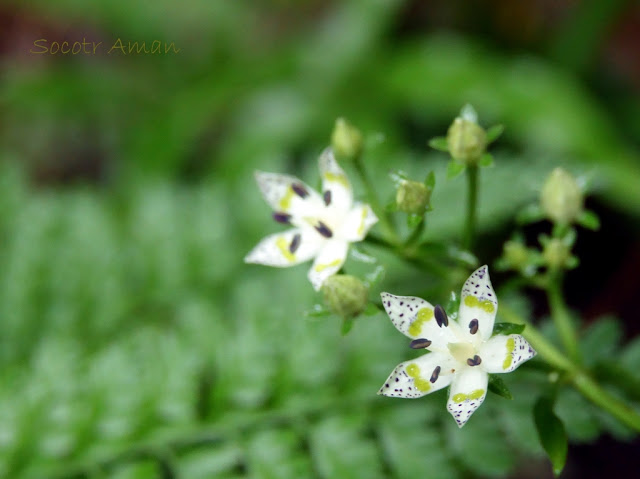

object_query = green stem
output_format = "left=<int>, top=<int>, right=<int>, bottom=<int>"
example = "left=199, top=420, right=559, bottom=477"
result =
left=547, top=274, right=581, bottom=363
left=353, top=156, right=397, bottom=244
left=403, top=217, right=425, bottom=248
left=500, top=304, right=640, bottom=432
left=364, top=234, right=451, bottom=278
left=463, top=165, right=478, bottom=250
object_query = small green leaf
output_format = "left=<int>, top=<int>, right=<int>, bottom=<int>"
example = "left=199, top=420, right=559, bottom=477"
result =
left=488, top=374, right=513, bottom=400
left=364, top=265, right=386, bottom=287
left=478, top=153, right=494, bottom=168
left=552, top=222, right=570, bottom=239
left=492, top=322, right=526, bottom=336
left=446, top=161, right=466, bottom=179
left=428, top=137, right=449, bottom=152
left=341, top=318, right=355, bottom=335
left=516, top=204, right=545, bottom=225
left=534, top=396, right=568, bottom=477
left=424, top=170, right=436, bottom=189
left=486, top=124, right=504, bottom=142
left=407, top=214, right=423, bottom=229
left=389, top=170, right=409, bottom=184
left=385, top=200, right=398, bottom=212
left=445, top=292, right=460, bottom=321
left=577, top=210, right=600, bottom=230
left=363, top=302, right=381, bottom=317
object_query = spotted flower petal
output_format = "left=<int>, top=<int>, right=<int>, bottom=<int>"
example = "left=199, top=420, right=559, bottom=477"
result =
left=459, top=265, right=498, bottom=341
left=246, top=149, right=377, bottom=290
left=446, top=367, right=488, bottom=428
left=378, top=266, right=535, bottom=428
left=254, top=171, right=323, bottom=220
left=319, top=148, right=352, bottom=213
left=380, top=293, right=456, bottom=348
left=244, top=228, right=322, bottom=267
left=307, top=239, right=349, bottom=291
left=338, top=203, right=378, bottom=242
left=479, top=334, right=536, bottom=373
left=379, top=352, right=456, bottom=398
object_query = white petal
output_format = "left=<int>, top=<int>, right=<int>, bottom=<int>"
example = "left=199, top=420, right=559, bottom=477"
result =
left=245, top=228, right=322, bottom=267
left=479, top=334, right=536, bottom=373
left=378, top=352, right=455, bottom=399
left=459, top=265, right=498, bottom=341
left=380, top=293, right=457, bottom=349
left=338, top=203, right=378, bottom=242
left=254, top=171, right=323, bottom=219
left=318, top=148, right=353, bottom=213
left=447, top=367, right=488, bottom=428
left=307, top=239, right=348, bottom=291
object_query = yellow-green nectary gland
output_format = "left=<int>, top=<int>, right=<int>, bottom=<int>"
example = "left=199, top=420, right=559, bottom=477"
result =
left=452, top=389, right=484, bottom=403
left=279, top=187, right=296, bottom=210
left=276, top=237, right=295, bottom=262
left=315, top=259, right=342, bottom=272
left=357, top=207, right=368, bottom=235
left=503, top=337, right=515, bottom=370
left=464, top=295, right=495, bottom=313
left=324, top=172, right=349, bottom=188
left=406, top=363, right=431, bottom=392
left=408, top=307, right=434, bottom=336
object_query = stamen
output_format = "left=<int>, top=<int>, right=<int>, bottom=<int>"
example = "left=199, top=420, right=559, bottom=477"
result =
left=314, top=221, right=333, bottom=238
left=466, top=355, right=482, bottom=367
left=273, top=212, right=292, bottom=224
left=434, top=305, right=449, bottom=328
left=289, top=233, right=301, bottom=254
left=430, top=366, right=441, bottom=383
left=292, top=183, right=309, bottom=198
left=323, top=190, right=332, bottom=206
left=469, top=318, right=479, bottom=335
left=410, top=338, right=432, bottom=349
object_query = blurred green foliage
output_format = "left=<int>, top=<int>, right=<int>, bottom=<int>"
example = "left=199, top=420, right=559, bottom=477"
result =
left=1, top=0, right=639, bottom=477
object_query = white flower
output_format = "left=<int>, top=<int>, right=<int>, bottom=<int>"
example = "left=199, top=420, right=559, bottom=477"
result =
left=244, top=148, right=378, bottom=291
left=378, top=265, right=536, bottom=427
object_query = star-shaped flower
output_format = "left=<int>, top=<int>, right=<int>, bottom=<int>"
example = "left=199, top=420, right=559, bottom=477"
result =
left=378, top=266, right=536, bottom=427
left=244, top=148, right=378, bottom=290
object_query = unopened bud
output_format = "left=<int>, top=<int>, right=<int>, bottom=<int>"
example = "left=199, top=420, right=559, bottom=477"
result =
left=322, top=274, right=368, bottom=319
left=331, top=118, right=363, bottom=162
left=503, top=241, right=529, bottom=269
left=542, top=238, right=571, bottom=270
left=446, top=112, right=487, bottom=165
left=540, top=168, right=583, bottom=225
left=396, top=180, right=431, bottom=214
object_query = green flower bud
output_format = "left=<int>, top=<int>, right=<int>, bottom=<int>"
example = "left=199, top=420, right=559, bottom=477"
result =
left=396, top=179, right=431, bottom=215
left=446, top=115, right=487, bottom=165
left=503, top=241, right=529, bottom=269
left=322, top=274, right=368, bottom=319
left=331, top=118, right=363, bottom=162
left=540, top=168, right=583, bottom=225
left=542, top=238, right=571, bottom=270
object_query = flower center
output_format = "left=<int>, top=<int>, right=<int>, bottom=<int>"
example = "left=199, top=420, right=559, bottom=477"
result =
left=448, top=342, right=476, bottom=365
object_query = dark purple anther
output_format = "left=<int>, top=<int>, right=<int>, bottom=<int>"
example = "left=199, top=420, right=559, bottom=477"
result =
left=314, top=221, right=333, bottom=238
left=292, top=183, right=309, bottom=198
left=410, top=338, right=432, bottom=349
left=323, top=190, right=332, bottom=206
left=289, top=233, right=301, bottom=254
left=469, top=318, right=479, bottom=335
left=273, top=212, right=292, bottom=224
left=434, top=305, right=449, bottom=328
left=466, top=355, right=482, bottom=367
